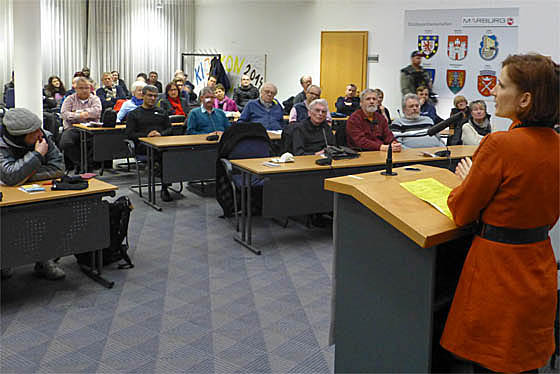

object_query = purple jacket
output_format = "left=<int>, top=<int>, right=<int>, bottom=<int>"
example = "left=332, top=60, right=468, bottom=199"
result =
left=213, top=96, right=238, bottom=112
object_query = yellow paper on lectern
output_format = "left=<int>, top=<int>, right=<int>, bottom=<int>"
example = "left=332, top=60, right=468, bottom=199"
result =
left=400, top=178, right=453, bottom=219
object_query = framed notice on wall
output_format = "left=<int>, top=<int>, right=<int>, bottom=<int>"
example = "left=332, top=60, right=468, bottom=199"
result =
left=404, top=8, right=519, bottom=103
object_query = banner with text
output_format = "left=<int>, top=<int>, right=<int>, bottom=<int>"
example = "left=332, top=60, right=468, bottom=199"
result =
left=404, top=8, right=518, bottom=103
left=191, top=53, right=267, bottom=95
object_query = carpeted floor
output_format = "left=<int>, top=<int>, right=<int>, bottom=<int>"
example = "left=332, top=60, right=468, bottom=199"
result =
left=1, top=168, right=558, bottom=373
left=1, top=170, right=336, bottom=373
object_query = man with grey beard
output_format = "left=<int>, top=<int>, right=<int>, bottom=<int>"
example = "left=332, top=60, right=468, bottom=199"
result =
left=390, top=93, right=442, bottom=149
left=346, top=88, right=401, bottom=151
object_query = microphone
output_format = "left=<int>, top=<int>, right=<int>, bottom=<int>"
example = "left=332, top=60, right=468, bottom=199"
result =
left=316, top=127, right=333, bottom=166
left=381, top=143, right=397, bottom=176
left=397, top=109, right=402, bottom=118
left=426, top=111, right=465, bottom=136
left=206, top=106, right=220, bottom=141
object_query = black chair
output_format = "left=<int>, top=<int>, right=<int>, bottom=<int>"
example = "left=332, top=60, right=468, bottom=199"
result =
left=4, top=88, right=14, bottom=108
left=333, top=120, right=347, bottom=147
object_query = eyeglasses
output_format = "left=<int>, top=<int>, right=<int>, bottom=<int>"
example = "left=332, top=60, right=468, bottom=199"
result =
left=311, top=109, right=328, bottom=114
left=262, top=90, right=276, bottom=95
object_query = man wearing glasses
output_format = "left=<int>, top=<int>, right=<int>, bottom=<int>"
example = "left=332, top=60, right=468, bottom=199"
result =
left=288, top=85, right=332, bottom=124
left=238, top=82, right=284, bottom=130
left=292, top=99, right=335, bottom=156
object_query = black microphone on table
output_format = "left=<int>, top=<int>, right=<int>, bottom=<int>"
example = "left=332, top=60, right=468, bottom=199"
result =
left=426, top=111, right=466, bottom=157
left=315, top=128, right=333, bottom=166
left=381, top=142, right=397, bottom=176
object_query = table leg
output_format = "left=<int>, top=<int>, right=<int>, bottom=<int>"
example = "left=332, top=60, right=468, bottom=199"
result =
left=234, top=171, right=261, bottom=255
left=80, top=130, right=88, bottom=173
left=143, top=146, right=162, bottom=211
left=79, top=250, right=115, bottom=289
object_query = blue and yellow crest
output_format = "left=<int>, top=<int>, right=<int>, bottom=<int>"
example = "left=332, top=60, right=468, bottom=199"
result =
left=479, top=35, right=499, bottom=61
left=417, top=35, right=439, bottom=59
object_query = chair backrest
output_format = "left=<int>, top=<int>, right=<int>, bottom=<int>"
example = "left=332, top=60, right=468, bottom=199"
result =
left=333, top=120, right=347, bottom=147
left=228, top=137, right=271, bottom=160
left=169, top=114, right=186, bottom=124
left=280, top=124, right=295, bottom=154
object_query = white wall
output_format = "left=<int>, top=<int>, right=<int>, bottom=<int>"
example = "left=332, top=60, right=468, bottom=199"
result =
left=194, top=0, right=559, bottom=119
left=195, top=0, right=560, bottom=256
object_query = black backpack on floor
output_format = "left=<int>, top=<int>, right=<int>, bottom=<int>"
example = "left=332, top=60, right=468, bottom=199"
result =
left=76, top=196, right=134, bottom=269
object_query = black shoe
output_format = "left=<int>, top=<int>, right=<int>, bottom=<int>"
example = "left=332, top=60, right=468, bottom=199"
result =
left=160, top=188, right=173, bottom=202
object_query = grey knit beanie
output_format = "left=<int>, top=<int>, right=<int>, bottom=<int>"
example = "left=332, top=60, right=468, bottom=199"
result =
left=3, top=108, right=42, bottom=136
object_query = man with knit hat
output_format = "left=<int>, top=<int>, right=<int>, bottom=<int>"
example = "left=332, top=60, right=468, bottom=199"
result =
left=0, top=108, right=66, bottom=280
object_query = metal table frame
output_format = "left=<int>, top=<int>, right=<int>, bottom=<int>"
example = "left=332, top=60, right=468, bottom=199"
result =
left=232, top=158, right=457, bottom=255
left=1, top=190, right=117, bottom=288
left=77, top=126, right=129, bottom=174
left=141, top=142, right=218, bottom=211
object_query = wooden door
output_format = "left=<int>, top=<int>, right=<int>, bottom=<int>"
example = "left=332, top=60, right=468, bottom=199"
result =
left=320, top=31, right=368, bottom=112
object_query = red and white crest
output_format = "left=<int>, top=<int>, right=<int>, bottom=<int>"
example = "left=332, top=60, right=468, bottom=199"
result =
left=447, top=35, right=468, bottom=61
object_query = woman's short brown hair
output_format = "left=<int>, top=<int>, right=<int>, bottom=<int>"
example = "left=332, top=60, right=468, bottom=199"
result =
left=215, top=83, right=225, bottom=92
left=502, top=53, right=559, bottom=123
left=453, top=95, right=467, bottom=108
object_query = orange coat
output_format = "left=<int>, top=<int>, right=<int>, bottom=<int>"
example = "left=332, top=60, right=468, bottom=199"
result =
left=441, top=123, right=559, bottom=372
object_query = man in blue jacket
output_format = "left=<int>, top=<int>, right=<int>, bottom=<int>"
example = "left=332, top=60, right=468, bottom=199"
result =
left=239, top=83, right=284, bottom=130
left=186, top=87, right=230, bottom=135
left=96, top=72, right=126, bottom=112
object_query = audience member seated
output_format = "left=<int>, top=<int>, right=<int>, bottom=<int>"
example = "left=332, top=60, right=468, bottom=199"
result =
left=60, top=76, right=80, bottom=108
left=207, top=75, right=218, bottom=88
left=292, top=99, right=335, bottom=155
left=233, top=74, right=259, bottom=112
left=400, top=50, right=432, bottom=96
left=293, top=75, right=312, bottom=104
left=81, top=66, right=97, bottom=89
left=117, top=81, right=145, bottom=123
left=373, top=88, right=391, bottom=125
left=158, top=82, right=189, bottom=116
left=44, top=75, right=66, bottom=107
left=213, top=84, right=239, bottom=114
left=96, top=72, right=126, bottom=112
left=461, top=100, right=492, bottom=145
left=346, top=88, right=401, bottom=152
left=289, top=85, right=332, bottom=124
left=447, top=95, right=469, bottom=145
left=174, top=77, right=195, bottom=103
left=0, top=108, right=66, bottom=280
left=239, top=82, right=284, bottom=131
left=335, top=84, right=360, bottom=116
left=60, top=77, right=102, bottom=170
left=417, top=85, right=442, bottom=123
left=111, top=70, right=130, bottom=98
left=125, top=85, right=174, bottom=201
left=186, top=87, right=230, bottom=135
left=147, top=71, right=163, bottom=93
left=136, top=72, right=148, bottom=82
left=3, top=71, right=14, bottom=105
left=390, top=93, right=442, bottom=149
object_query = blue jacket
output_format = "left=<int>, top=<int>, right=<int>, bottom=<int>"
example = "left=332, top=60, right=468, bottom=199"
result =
left=239, top=99, right=284, bottom=131
left=186, top=107, right=230, bottom=135
left=420, top=102, right=443, bottom=124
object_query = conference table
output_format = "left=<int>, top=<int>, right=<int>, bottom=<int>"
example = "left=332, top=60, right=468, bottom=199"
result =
left=138, top=131, right=282, bottom=211
left=74, top=122, right=185, bottom=174
left=230, top=145, right=476, bottom=254
left=0, top=178, right=118, bottom=288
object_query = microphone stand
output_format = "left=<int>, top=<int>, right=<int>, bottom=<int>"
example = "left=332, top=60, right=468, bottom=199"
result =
left=381, top=143, right=397, bottom=176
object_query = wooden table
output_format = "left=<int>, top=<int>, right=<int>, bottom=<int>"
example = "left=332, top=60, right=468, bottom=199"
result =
left=230, top=145, right=476, bottom=254
left=73, top=122, right=185, bottom=174
left=0, top=179, right=118, bottom=288
left=324, top=165, right=473, bottom=373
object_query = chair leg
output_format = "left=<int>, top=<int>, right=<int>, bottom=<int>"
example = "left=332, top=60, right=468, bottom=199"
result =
left=127, top=157, right=130, bottom=172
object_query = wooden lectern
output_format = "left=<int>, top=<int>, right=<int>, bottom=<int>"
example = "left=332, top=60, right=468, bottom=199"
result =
left=324, top=164, right=473, bottom=373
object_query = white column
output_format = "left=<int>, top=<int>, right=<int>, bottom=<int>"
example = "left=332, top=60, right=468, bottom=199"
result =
left=12, top=0, right=42, bottom=119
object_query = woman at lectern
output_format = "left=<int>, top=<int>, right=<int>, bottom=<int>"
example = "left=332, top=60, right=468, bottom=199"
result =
left=440, top=54, right=559, bottom=373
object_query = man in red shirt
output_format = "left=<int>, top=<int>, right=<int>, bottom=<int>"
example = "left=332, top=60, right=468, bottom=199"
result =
left=346, top=89, right=401, bottom=151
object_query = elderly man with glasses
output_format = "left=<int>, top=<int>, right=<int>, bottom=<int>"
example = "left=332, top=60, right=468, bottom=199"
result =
left=238, top=82, right=284, bottom=130
left=292, top=98, right=335, bottom=156
left=288, top=85, right=332, bottom=124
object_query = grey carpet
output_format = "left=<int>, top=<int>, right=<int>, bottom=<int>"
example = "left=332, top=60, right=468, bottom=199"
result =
left=1, top=170, right=335, bottom=373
